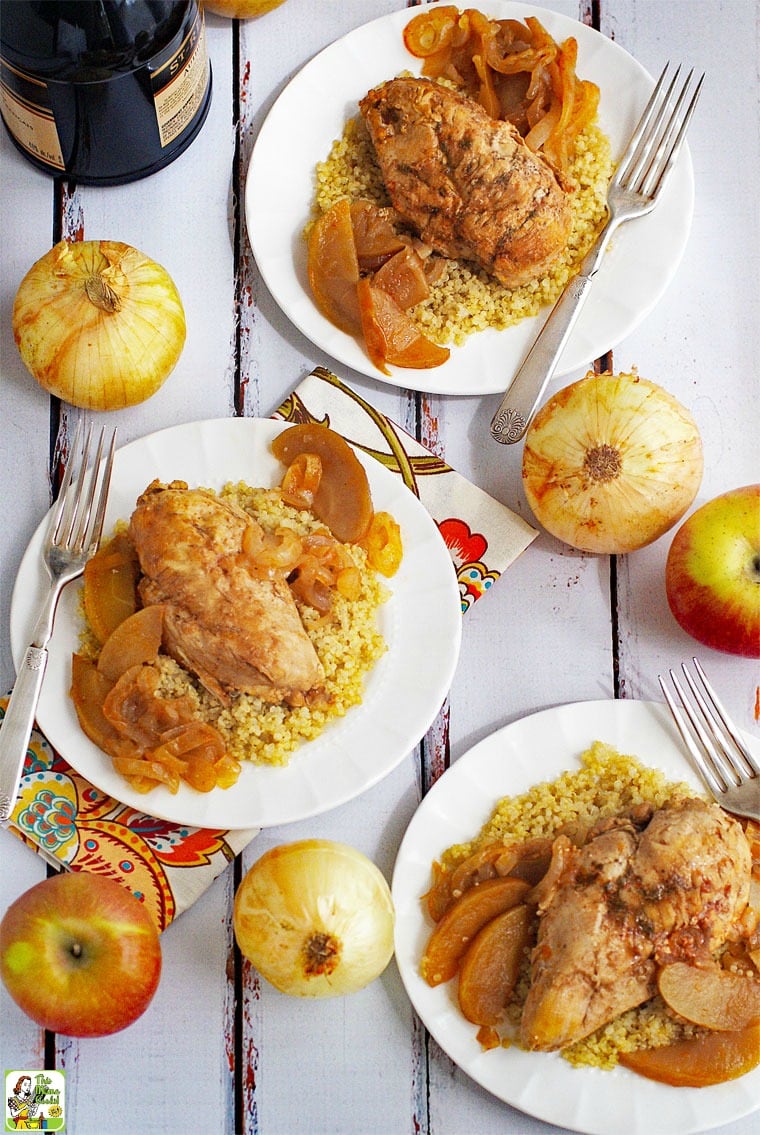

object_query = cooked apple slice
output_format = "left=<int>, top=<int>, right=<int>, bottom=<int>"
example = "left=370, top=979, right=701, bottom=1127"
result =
left=420, top=876, right=529, bottom=986
left=374, top=246, right=430, bottom=310
left=307, top=198, right=361, bottom=335
left=424, top=838, right=553, bottom=923
left=70, top=654, right=125, bottom=757
left=424, top=861, right=455, bottom=923
left=272, top=423, right=373, bottom=543
left=96, top=605, right=165, bottom=683
left=620, top=1022, right=760, bottom=1087
left=357, top=277, right=450, bottom=375
left=83, top=532, right=139, bottom=645
left=658, top=962, right=760, bottom=1031
left=349, top=199, right=406, bottom=272
left=424, top=843, right=523, bottom=922
left=458, top=903, right=532, bottom=1025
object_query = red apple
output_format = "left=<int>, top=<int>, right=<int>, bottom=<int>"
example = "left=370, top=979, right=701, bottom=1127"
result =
left=665, top=484, right=760, bottom=658
left=0, top=872, right=161, bottom=1037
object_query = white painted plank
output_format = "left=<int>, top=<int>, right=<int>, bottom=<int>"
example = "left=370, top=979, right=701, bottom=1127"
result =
left=1, top=1, right=757, bottom=1133
left=60, top=18, right=241, bottom=446
left=603, top=0, right=760, bottom=730
left=46, top=18, right=240, bottom=1135
left=0, top=101, right=58, bottom=1077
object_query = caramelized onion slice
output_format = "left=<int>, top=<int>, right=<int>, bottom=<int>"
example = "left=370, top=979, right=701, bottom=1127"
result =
left=111, top=754, right=184, bottom=794
left=401, top=7, right=600, bottom=175
left=70, top=654, right=135, bottom=761
left=403, top=5, right=461, bottom=59
left=280, top=452, right=322, bottom=510
left=362, top=511, right=403, bottom=577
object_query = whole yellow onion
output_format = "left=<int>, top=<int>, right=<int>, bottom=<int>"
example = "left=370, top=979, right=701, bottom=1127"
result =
left=521, top=370, right=703, bottom=554
left=233, top=839, right=395, bottom=997
left=13, top=240, right=186, bottom=411
left=203, top=0, right=286, bottom=17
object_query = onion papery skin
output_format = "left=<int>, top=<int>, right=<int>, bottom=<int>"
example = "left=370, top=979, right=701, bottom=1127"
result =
left=521, top=371, right=704, bottom=554
left=12, top=240, right=186, bottom=411
left=233, top=839, right=395, bottom=997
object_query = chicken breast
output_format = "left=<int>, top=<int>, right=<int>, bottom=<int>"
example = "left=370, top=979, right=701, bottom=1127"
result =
left=520, top=797, right=751, bottom=1051
left=359, top=76, right=572, bottom=288
left=129, top=481, right=324, bottom=706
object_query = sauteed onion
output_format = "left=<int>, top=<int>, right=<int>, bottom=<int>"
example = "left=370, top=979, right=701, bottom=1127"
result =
left=403, top=6, right=599, bottom=175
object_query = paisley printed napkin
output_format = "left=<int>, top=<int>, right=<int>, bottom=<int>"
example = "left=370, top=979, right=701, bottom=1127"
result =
left=2, top=368, right=536, bottom=930
left=275, top=368, right=537, bottom=612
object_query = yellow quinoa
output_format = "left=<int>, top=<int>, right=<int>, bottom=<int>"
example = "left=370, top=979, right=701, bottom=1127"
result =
left=450, top=741, right=692, bottom=859
left=310, top=106, right=613, bottom=353
left=436, top=742, right=709, bottom=1069
left=82, top=482, right=388, bottom=768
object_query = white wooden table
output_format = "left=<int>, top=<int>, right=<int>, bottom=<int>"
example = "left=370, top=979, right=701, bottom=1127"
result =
left=1, top=2, right=758, bottom=1133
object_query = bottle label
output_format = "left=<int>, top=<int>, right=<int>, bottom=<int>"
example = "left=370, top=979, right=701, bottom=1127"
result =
left=0, top=4, right=209, bottom=176
left=0, top=59, right=65, bottom=170
left=150, top=7, right=209, bottom=149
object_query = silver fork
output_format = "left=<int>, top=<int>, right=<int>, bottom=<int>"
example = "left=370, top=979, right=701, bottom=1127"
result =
left=490, top=62, right=704, bottom=445
left=0, top=423, right=116, bottom=826
left=659, top=658, right=760, bottom=823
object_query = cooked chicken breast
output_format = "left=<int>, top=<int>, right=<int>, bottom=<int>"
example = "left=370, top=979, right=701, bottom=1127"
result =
left=359, top=76, right=572, bottom=288
left=520, top=797, right=751, bottom=1051
left=129, top=481, right=324, bottom=706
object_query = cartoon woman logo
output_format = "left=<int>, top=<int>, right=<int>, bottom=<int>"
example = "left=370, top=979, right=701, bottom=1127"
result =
left=7, top=1075, right=43, bottom=1130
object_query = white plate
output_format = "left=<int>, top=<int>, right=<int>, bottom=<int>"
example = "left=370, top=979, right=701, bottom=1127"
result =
left=10, top=419, right=461, bottom=830
left=245, top=2, right=695, bottom=396
left=392, top=699, right=760, bottom=1135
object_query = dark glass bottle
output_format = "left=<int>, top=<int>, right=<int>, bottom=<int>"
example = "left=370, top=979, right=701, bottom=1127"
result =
left=0, top=0, right=212, bottom=185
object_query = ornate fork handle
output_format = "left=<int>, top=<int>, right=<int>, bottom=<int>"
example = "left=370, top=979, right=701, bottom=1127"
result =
left=490, top=225, right=615, bottom=445
left=0, top=644, right=50, bottom=825
left=0, top=424, right=115, bottom=827
left=490, top=62, right=703, bottom=446
left=0, top=576, right=69, bottom=826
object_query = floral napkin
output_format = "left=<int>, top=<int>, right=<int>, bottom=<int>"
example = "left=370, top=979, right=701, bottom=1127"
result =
left=2, top=368, right=535, bottom=931
left=275, top=368, right=537, bottom=612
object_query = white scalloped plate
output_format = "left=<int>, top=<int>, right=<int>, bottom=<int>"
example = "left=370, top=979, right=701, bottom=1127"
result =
left=246, top=2, right=694, bottom=395
left=392, top=699, right=760, bottom=1135
left=10, top=419, right=461, bottom=830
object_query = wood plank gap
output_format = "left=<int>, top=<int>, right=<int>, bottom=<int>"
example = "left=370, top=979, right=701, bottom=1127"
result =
left=407, top=385, right=449, bottom=1134
left=596, top=344, right=623, bottom=696
left=609, top=553, right=622, bottom=699
left=48, top=180, right=66, bottom=496
left=231, top=19, right=246, bottom=418
left=232, top=853, right=246, bottom=1135
left=594, top=348, right=622, bottom=697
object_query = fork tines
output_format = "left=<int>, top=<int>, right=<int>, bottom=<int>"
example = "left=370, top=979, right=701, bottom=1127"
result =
left=50, top=422, right=116, bottom=555
left=658, top=658, right=759, bottom=796
left=616, top=62, right=704, bottom=200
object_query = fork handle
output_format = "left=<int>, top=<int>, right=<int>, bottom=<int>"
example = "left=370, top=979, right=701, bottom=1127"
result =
left=490, top=220, right=617, bottom=445
left=0, top=644, right=48, bottom=826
